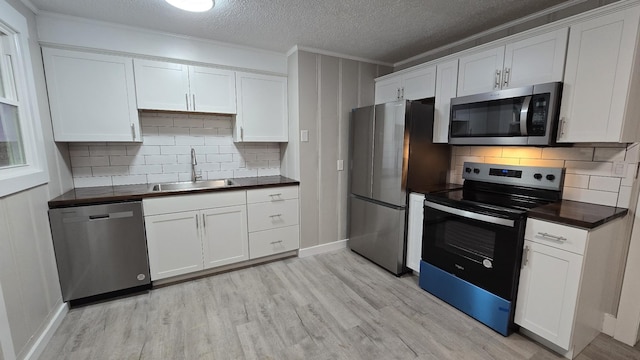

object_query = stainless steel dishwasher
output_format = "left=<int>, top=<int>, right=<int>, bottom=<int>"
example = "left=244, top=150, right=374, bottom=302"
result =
left=49, top=201, right=150, bottom=302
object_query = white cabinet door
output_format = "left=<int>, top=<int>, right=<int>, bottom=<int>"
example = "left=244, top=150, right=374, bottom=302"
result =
left=145, top=211, right=203, bottom=280
left=235, top=72, right=288, bottom=142
left=515, top=240, right=583, bottom=351
left=433, top=59, right=458, bottom=143
left=201, top=205, right=249, bottom=269
left=402, top=66, right=436, bottom=101
left=558, top=7, right=640, bottom=143
left=503, top=28, right=568, bottom=89
left=457, top=46, right=505, bottom=96
left=406, top=193, right=425, bottom=272
left=134, top=59, right=190, bottom=111
left=188, top=66, right=236, bottom=114
left=375, top=76, right=402, bottom=104
left=42, top=48, right=140, bottom=142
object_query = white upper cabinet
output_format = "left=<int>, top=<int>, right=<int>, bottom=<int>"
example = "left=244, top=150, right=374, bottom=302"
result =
left=433, top=59, right=459, bottom=143
left=134, top=59, right=236, bottom=114
left=234, top=72, right=288, bottom=142
left=557, top=6, right=640, bottom=143
left=374, top=66, right=436, bottom=104
left=457, top=28, right=568, bottom=96
left=42, top=48, right=141, bottom=142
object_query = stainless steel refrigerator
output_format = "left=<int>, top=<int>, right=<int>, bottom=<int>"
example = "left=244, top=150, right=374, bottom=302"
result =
left=348, top=99, right=450, bottom=275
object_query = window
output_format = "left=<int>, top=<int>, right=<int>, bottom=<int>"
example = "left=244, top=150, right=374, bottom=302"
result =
left=0, top=0, right=48, bottom=197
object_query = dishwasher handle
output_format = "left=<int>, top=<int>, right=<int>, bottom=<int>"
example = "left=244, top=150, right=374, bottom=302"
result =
left=62, top=211, right=134, bottom=223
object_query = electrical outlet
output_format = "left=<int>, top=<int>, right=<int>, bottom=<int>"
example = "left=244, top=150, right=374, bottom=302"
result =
left=337, top=160, right=344, bottom=171
left=300, top=130, right=309, bottom=142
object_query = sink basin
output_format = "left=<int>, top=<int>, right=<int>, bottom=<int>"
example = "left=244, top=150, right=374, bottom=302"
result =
left=150, top=179, right=235, bottom=192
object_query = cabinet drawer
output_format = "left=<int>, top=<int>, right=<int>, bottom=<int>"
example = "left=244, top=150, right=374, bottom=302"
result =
left=143, top=190, right=246, bottom=216
left=525, top=218, right=588, bottom=255
left=247, top=199, right=299, bottom=232
left=246, top=186, right=298, bottom=204
left=249, top=225, right=299, bottom=259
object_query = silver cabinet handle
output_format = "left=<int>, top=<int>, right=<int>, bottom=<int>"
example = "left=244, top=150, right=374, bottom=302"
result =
left=401, top=87, right=404, bottom=99
left=270, top=240, right=283, bottom=245
left=396, top=88, right=400, bottom=100
left=537, top=232, right=567, bottom=242
left=185, top=93, right=189, bottom=110
left=522, top=246, right=530, bottom=267
left=495, top=70, right=502, bottom=89
left=558, top=117, right=566, bottom=138
left=240, top=126, right=244, bottom=141
left=193, top=94, right=196, bottom=111
left=503, top=68, right=510, bottom=87
left=269, top=214, right=282, bottom=218
left=269, top=193, right=284, bottom=201
left=131, top=124, right=136, bottom=140
left=195, top=214, right=199, bottom=229
left=202, top=214, right=206, bottom=229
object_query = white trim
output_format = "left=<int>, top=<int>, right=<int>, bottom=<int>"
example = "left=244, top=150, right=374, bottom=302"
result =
left=0, top=282, right=16, bottom=360
left=602, top=313, right=617, bottom=336
left=290, top=45, right=392, bottom=67
left=21, top=301, right=67, bottom=360
left=17, top=0, right=38, bottom=14
left=298, top=239, right=348, bottom=258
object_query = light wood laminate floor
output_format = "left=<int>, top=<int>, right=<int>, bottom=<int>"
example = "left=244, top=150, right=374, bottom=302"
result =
left=40, top=249, right=640, bottom=360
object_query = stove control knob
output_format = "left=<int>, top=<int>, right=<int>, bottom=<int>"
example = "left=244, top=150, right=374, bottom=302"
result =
left=533, top=173, right=543, bottom=180
left=473, top=168, right=480, bottom=174
left=546, top=174, right=556, bottom=181
left=465, top=167, right=472, bottom=173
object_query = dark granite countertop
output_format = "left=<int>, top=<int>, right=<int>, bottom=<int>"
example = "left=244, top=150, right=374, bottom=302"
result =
left=528, top=199, right=628, bottom=229
left=410, top=183, right=463, bottom=194
left=48, top=176, right=300, bottom=208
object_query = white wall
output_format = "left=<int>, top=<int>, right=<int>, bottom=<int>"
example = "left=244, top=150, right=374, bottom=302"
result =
left=290, top=50, right=391, bottom=249
left=0, top=1, right=72, bottom=359
left=68, top=112, right=281, bottom=187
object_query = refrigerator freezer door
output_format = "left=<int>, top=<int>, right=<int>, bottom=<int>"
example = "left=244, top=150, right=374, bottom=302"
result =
left=350, top=106, right=375, bottom=198
left=348, top=195, right=406, bottom=275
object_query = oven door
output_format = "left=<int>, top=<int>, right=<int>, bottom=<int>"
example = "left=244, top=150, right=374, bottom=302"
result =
left=422, top=199, right=525, bottom=300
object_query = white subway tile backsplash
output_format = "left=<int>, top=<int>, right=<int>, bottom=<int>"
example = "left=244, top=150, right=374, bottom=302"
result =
left=594, top=147, right=626, bottom=162
left=542, top=147, right=593, bottom=161
left=469, top=146, right=502, bottom=157
left=622, top=164, right=638, bottom=186
left=618, top=186, right=632, bottom=208
left=518, top=158, right=564, bottom=168
left=145, top=155, right=178, bottom=165
left=74, top=176, right=112, bottom=188
left=453, top=146, right=470, bottom=156
left=484, top=157, right=519, bottom=165
left=565, top=161, right=614, bottom=176
left=112, top=175, right=147, bottom=186
left=564, top=174, right=589, bottom=189
left=563, top=187, right=619, bottom=207
left=70, top=112, right=281, bottom=187
left=92, top=166, right=129, bottom=176
left=455, top=156, right=483, bottom=166
left=501, top=147, right=541, bottom=159
left=589, top=176, right=621, bottom=192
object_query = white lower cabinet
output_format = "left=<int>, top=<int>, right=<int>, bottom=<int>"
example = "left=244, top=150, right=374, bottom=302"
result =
left=246, top=186, right=300, bottom=259
left=143, top=191, right=247, bottom=281
left=515, top=217, right=624, bottom=358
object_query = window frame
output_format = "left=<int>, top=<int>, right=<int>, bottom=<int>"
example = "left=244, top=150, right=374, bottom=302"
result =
left=0, top=0, right=48, bottom=198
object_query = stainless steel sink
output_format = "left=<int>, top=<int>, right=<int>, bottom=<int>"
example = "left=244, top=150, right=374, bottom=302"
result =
left=150, top=179, right=235, bottom=192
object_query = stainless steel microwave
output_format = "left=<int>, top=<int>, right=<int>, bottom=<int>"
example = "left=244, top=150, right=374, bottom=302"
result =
left=449, top=82, right=562, bottom=146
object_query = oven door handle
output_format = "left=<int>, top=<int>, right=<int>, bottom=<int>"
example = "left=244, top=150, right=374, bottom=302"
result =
left=424, top=200, right=515, bottom=227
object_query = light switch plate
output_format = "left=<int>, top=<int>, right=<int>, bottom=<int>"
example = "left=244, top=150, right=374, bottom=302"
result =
left=301, top=130, right=309, bottom=142
left=337, top=160, right=344, bottom=171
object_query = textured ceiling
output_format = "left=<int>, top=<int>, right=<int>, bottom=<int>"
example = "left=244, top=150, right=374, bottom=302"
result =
left=28, top=0, right=572, bottom=64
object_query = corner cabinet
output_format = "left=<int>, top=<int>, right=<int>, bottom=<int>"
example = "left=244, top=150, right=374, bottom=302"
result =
left=42, top=48, right=141, bottom=142
left=515, top=217, right=624, bottom=359
left=234, top=72, right=288, bottom=142
left=133, top=59, right=236, bottom=114
left=457, top=28, right=568, bottom=96
left=557, top=6, right=640, bottom=143
left=143, top=191, right=248, bottom=280
left=374, top=65, right=436, bottom=104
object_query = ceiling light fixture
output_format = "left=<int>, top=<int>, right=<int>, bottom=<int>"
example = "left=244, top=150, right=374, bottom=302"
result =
left=165, top=0, right=214, bottom=12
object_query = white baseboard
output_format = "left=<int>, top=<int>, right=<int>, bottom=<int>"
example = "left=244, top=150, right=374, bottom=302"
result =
left=21, top=301, right=68, bottom=360
left=298, top=239, right=348, bottom=258
left=602, top=313, right=617, bottom=336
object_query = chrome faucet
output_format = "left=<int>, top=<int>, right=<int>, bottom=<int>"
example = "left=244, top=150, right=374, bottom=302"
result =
left=190, top=148, right=202, bottom=182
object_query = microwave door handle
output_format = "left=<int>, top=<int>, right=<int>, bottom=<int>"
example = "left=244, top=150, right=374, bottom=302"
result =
left=424, top=200, right=515, bottom=227
left=520, top=95, right=532, bottom=136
